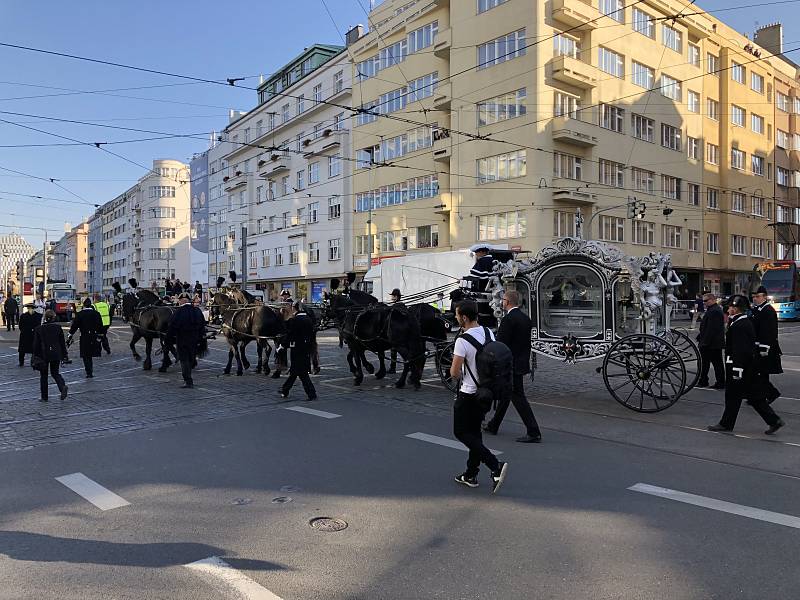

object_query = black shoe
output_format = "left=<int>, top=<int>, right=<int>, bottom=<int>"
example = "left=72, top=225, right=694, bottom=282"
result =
left=387, top=368, right=396, bottom=374
left=454, top=473, right=479, bottom=488
left=482, top=423, right=498, bottom=435
left=696, top=382, right=710, bottom=389
left=307, top=396, right=317, bottom=401
left=85, top=373, right=94, bottom=379
left=516, top=434, right=542, bottom=443
left=181, top=382, right=193, bottom=389
left=60, top=386, right=68, bottom=401
left=707, top=424, right=733, bottom=432
left=18, top=363, right=23, bottom=368
left=711, top=383, right=725, bottom=390
left=767, top=392, right=781, bottom=404
left=491, top=462, right=508, bottom=494
left=279, top=391, right=288, bottom=399
left=765, top=419, right=785, bottom=435
left=39, top=398, right=48, bottom=403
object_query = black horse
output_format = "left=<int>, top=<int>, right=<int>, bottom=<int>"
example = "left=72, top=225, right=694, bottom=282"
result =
left=121, top=289, right=177, bottom=372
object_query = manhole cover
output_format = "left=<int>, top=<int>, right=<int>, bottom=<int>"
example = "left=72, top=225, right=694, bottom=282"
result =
left=280, top=485, right=300, bottom=493
left=231, top=498, right=252, bottom=506
left=309, top=517, right=348, bottom=532
left=271, top=496, right=293, bottom=504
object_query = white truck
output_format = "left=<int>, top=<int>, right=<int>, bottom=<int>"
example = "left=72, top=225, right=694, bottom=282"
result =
left=360, top=250, right=474, bottom=310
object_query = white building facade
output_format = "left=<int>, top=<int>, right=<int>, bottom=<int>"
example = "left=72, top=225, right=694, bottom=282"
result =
left=213, top=45, right=353, bottom=302
left=0, top=233, right=35, bottom=295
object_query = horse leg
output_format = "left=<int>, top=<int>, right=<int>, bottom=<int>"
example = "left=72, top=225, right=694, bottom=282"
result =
left=352, top=346, right=364, bottom=386
left=143, top=337, right=152, bottom=370
left=271, top=345, right=285, bottom=379
left=374, top=351, right=387, bottom=380
left=360, top=351, right=375, bottom=374
left=255, top=341, right=263, bottom=374
left=130, top=330, right=141, bottom=361
left=240, top=341, right=251, bottom=370
left=395, top=348, right=412, bottom=389
left=158, top=340, right=171, bottom=373
left=262, top=341, right=272, bottom=376
left=234, top=343, right=244, bottom=376
left=223, top=342, right=233, bottom=375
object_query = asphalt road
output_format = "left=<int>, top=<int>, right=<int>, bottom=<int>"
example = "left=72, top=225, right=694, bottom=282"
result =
left=0, top=320, right=798, bottom=599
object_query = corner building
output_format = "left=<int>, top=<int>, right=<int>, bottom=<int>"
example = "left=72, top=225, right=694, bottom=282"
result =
left=351, top=0, right=800, bottom=298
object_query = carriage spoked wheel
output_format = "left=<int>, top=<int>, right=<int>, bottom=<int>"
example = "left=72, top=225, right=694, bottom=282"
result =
left=657, top=329, right=701, bottom=393
left=602, top=333, right=686, bottom=413
left=435, top=340, right=459, bottom=393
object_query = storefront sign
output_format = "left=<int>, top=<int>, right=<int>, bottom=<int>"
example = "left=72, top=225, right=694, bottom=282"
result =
left=312, top=281, right=326, bottom=303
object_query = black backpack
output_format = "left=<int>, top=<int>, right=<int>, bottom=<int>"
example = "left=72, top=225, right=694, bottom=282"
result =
left=460, top=327, right=513, bottom=409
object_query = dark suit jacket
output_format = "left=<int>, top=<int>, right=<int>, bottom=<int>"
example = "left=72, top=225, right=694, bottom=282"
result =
left=726, top=314, right=758, bottom=388
left=70, top=308, right=103, bottom=358
left=167, top=304, right=206, bottom=357
left=285, top=313, right=315, bottom=374
left=752, top=301, right=782, bottom=374
left=497, top=307, right=531, bottom=375
left=697, top=303, right=725, bottom=349
left=18, top=312, right=42, bottom=353
left=33, top=321, right=68, bottom=363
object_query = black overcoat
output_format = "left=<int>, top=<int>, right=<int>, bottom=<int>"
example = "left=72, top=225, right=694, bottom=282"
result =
left=69, top=308, right=102, bottom=358
left=167, top=304, right=206, bottom=359
left=697, top=303, right=725, bottom=349
left=725, top=314, right=758, bottom=395
left=33, top=322, right=68, bottom=363
left=18, top=312, right=42, bottom=354
left=751, top=302, right=782, bottom=374
left=285, top=313, right=315, bottom=374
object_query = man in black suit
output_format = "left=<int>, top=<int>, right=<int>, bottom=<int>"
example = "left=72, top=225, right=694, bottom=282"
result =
left=279, top=302, right=318, bottom=401
left=708, top=295, right=784, bottom=434
left=68, top=298, right=103, bottom=378
left=697, top=292, right=725, bottom=389
left=751, top=285, right=782, bottom=403
left=166, top=293, right=207, bottom=388
left=483, top=290, right=542, bottom=443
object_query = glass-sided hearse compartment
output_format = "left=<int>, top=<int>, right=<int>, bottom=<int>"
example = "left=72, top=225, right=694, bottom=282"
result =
left=537, top=264, right=604, bottom=339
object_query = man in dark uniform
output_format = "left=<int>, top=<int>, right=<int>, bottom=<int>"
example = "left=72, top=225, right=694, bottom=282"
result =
left=708, top=295, right=784, bottom=435
left=467, top=244, right=495, bottom=293
left=388, top=288, right=403, bottom=374
left=696, top=292, right=725, bottom=389
left=18, top=303, right=42, bottom=367
left=166, top=293, right=206, bottom=388
left=751, top=285, right=782, bottom=403
left=4, top=295, right=18, bottom=331
left=194, top=280, right=203, bottom=299
left=68, top=298, right=103, bottom=378
left=483, top=290, right=542, bottom=443
left=279, top=302, right=318, bottom=401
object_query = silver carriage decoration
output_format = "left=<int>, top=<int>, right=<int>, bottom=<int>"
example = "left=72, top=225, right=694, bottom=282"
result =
left=486, top=236, right=701, bottom=413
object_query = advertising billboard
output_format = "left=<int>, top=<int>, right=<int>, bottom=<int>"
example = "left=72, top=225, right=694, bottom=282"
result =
left=189, top=153, right=209, bottom=286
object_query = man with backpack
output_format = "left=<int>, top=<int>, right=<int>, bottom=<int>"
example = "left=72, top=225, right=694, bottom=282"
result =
left=449, top=300, right=509, bottom=494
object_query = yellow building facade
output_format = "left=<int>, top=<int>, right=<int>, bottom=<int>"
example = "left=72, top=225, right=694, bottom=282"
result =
left=350, top=0, right=800, bottom=297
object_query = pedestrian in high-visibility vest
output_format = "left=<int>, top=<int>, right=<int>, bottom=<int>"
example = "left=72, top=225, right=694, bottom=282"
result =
left=94, top=299, right=112, bottom=355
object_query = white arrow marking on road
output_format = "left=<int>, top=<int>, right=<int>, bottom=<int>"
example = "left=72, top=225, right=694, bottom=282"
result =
left=406, top=432, right=503, bottom=454
left=185, top=556, right=284, bottom=600
left=629, top=483, right=800, bottom=529
left=55, top=473, right=130, bottom=511
left=285, top=406, right=341, bottom=419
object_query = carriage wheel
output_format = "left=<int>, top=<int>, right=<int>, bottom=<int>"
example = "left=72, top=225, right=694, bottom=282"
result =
left=435, top=341, right=459, bottom=393
left=602, top=334, right=686, bottom=413
left=657, top=329, right=701, bottom=393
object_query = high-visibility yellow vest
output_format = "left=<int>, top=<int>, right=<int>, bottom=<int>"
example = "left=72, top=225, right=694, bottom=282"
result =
left=95, top=301, right=111, bottom=326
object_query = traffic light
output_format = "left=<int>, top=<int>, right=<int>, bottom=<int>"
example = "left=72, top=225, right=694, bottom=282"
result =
left=626, top=197, right=646, bottom=220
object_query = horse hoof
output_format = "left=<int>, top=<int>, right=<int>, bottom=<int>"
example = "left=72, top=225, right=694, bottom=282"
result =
left=236, top=372, right=243, bottom=376
left=364, top=364, right=375, bottom=374
left=255, top=368, right=262, bottom=374
left=354, top=377, right=363, bottom=386
left=143, top=364, right=152, bottom=371
left=271, top=372, right=281, bottom=379
left=223, top=370, right=231, bottom=376
left=375, top=371, right=386, bottom=380
left=132, top=355, right=141, bottom=362
left=395, top=381, right=406, bottom=389
left=158, top=367, right=168, bottom=373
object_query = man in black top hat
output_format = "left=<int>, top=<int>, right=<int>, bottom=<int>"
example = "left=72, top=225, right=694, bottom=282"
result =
left=279, top=302, right=317, bottom=401
left=467, top=244, right=494, bottom=293
left=708, top=295, right=784, bottom=435
left=69, top=298, right=103, bottom=378
left=166, top=292, right=207, bottom=388
left=18, top=302, right=42, bottom=367
left=388, top=288, right=403, bottom=374
left=751, top=285, right=782, bottom=403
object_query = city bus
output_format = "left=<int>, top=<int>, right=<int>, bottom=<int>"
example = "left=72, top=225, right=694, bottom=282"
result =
left=754, top=261, right=800, bottom=320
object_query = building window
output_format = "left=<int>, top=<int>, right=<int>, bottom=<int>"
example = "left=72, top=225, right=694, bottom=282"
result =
left=288, top=244, right=299, bottom=265
left=148, top=227, right=176, bottom=239
left=477, top=150, right=527, bottom=183
left=478, top=88, right=527, bottom=126
left=632, top=167, right=655, bottom=194
left=660, top=75, right=681, bottom=101
left=688, top=43, right=700, bottom=67
left=149, top=248, right=176, bottom=260
left=477, top=29, right=526, bottom=69
left=282, top=103, right=290, bottom=123
left=354, top=235, right=375, bottom=256
left=329, top=154, right=342, bottom=178
left=296, top=94, right=306, bottom=114
left=687, top=137, right=699, bottom=159
left=751, top=113, right=765, bottom=134
left=477, top=210, right=527, bottom=240
left=328, top=238, right=341, bottom=261
left=328, top=196, right=341, bottom=220
left=632, top=220, right=655, bottom=245
left=707, top=98, right=719, bottom=121
left=308, top=162, right=320, bottom=185
left=554, top=91, right=580, bottom=118
left=149, top=186, right=176, bottom=198
left=248, top=250, right=258, bottom=269
left=150, top=207, right=176, bottom=218
left=731, top=235, right=746, bottom=256
left=261, top=249, right=270, bottom=267
left=661, top=124, right=681, bottom=151
left=731, top=61, right=745, bottom=84
left=707, top=188, right=719, bottom=209
left=751, top=72, right=765, bottom=94
left=706, top=143, right=719, bottom=165
left=661, top=175, right=681, bottom=200
left=598, top=47, right=624, bottom=78
left=275, top=247, right=284, bottom=266
left=752, top=238, right=766, bottom=258
left=752, top=196, right=765, bottom=217
left=599, top=0, right=624, bottom=23
left=731, top=105, right=746, bottom=127
left=731, top=148, right=745, bottom=170
left=415, top=224, right=439, bottom=248
left=631, top=61, right=654, bottom=89
left=662, top=24, right=682, bottom=52
left=631, top=114, right=654, bottom=142
left=379, top=39, right=408, bottom=70
left=407, top=21, right=438, bottom=53
left=688, top=230, right=700, bottom=252
left=554, top=211, right=575, bottom=237
left=308, top=242, right=320, bottom=263
left=777, top=166, right=791, bottom=186
left=707, top=53, right=719, bottom=75
left=553, top=33, right=580, bottom=59
left=632, top=7, right=654, bottom=38
left=478, top=0, right=508, bottom=13
left=707, top=232, right=719, bottom=254
left=777, top=129, right=789, bottom=149
left=600, top=104, right=624, bottom=132
left=599, top=159, right=624, bottom=187
left=661, top=225, right=682, bottom=248
left=731, top=192, right=746, bottom=213
left=296, top=170, right=305, bottom=190
left=688, top=183, right=700, bottom=206
left=282, top=211, right=292, bottom=229
left=687, top=90, right=700, bottom=113
left=599, top=216, right=625, bottom=242
left=306, top=201, right=319, bottom=224
left=553, top=152, right=582, bottom=180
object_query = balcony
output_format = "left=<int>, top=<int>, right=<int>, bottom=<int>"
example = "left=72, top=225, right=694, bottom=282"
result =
left=223, top=171, right=247, bottom=192
left=548, top=55, right=598, bottom=89
left=258, top=155, right=291, bottom=179
left=432, top=127, right=451, bottom=162
left=551, top=0, right=601, bottom=30
left=302, top=129, right=347, bottom=158
left=433, top=28, right=451, bottom=58
left=551, top=180, right=598, bottom=205
left=552, top=116, right=598, bottom=147
left=433, top=82, right=452, bottom=110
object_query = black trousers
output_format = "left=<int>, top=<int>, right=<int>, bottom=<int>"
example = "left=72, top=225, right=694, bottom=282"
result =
left=720, top=379, right=780, bottom=430
left=40, top=360, right=66, bottom=401
left=82, top=356, right=93, bottom=376
left=19, top=351, right=27, bottom=367
left=758, top=372, right=781, bottom=401
left=699, top=347, right=725, bottom=386
left=6, top=314, right=16, bottom=331
left=487, top=373, right=541, bottom=436
left=180, top=358, right=194, bottom=384
left=453, top=392, right=500, bottom=476
left=281, top=371, right=317, bottom=399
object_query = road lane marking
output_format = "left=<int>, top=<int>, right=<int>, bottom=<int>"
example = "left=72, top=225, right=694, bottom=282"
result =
left=406, top=432, right=502, bottom=454
left=285, top=406, right=341, bottom=419
left=629, top=483, right=800, bottom=529
left=185, top=556, right=284, bottom=600
left=55, top=472, right=130, bottom=511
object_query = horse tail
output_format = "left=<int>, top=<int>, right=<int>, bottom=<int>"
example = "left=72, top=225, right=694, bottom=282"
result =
left=197, top=334, right=209, bottom=358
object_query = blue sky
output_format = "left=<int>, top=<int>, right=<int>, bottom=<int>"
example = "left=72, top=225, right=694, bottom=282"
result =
left=0, top=0, right=797, bottom=248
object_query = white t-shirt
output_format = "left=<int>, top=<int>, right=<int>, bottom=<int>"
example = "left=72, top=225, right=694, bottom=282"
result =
left=453, top=326, right=494, bottom=394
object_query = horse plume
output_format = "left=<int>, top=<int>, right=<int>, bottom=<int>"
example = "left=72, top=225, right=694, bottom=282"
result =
left=229, top=271, right=237, bottom=283
left=128, top=278, right=138, bottom=289
left=330, top=278, right=340, bottom=291
left=112, top=282, right=122, bottom=294
left=346, top=272, right=356, bottom=284
left=216, top=276, right=225, bottom=289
